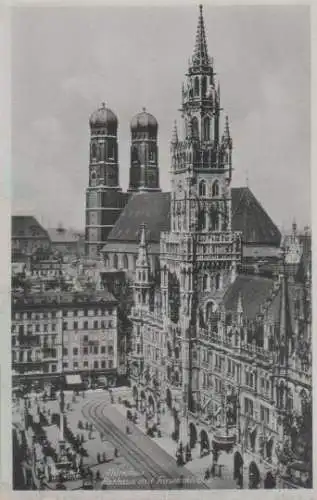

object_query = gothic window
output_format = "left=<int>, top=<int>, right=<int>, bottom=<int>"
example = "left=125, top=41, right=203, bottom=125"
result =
left=203, top=116, right=211, bottom=141
left=212, top=180, right=219, bottom=197
left=91, top=171, right=97, bottom=187
left=123, top=254, right=128, bottom=270
left=192, top=117, right=199, bottom=139
left=210, top=210, right=219, bottom=231
left=203, top=274, right=208, bottom=291
left=215, top=273, right=220, bottom=290
left=199, top=180, right=206, bottom=197
left=199, top=208, right=206, bottom=230
left=108, top=142, right=114, bottom=159
left=132, top=146, right=138, bottom=162
left=113, top=254, right=118, bottom=270
left=194, top=76, right=200, bottom=96
left=202, top=76, right=207, bottom=97
left=91, top=143, right=97, bottom=161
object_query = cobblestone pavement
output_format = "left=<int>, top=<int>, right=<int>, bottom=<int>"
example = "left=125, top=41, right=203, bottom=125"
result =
left=13, top=388, right=237, bottom=489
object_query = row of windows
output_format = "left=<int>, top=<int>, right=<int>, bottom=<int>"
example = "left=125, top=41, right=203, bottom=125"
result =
left=62, top=320, right=114, bottom=330
left=12, top=319, right=114, bottom=334
left=13, top=308, right=114, bottom=321
left=12, top=345, right=114, bottom=358
left=40, top=359, right=115, bottom=372
left=68, top=345, right=114, bottom=356
left=63, top=359, right=114, bottom=370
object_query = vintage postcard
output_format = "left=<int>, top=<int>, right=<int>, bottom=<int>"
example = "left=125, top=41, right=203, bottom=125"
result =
left=5, top=1, right=313, bottom=495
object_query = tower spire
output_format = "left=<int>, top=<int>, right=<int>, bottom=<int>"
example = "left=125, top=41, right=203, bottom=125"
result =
left=192, top=5, right=209, bottom=67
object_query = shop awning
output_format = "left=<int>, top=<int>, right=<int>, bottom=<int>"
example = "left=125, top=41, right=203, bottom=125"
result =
left=66, top=374, right=82, bottom=385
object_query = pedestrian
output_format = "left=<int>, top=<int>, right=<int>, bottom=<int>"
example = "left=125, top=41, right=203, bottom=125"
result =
left=114, top=447, right=119, bottom=458
left=102, top=452, right=106, bottom=463
left=95, top=469, right=101, bottom=481
left=97, top=452, right=101, bottom=464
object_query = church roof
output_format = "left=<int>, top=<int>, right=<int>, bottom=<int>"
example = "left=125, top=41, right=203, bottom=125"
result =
left=231, top=187, right=281, bottom=245
left=106, top=187, right=281, bottom=247
left=107, top=192, right=170, bottom=243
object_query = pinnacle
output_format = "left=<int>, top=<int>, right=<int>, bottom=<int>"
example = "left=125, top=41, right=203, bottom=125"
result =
left=192, top=4, right=210, bottom=67
left=171, top=120, right=179, bottom=144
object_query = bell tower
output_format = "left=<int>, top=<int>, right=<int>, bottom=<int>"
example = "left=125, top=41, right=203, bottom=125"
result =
left=85, top=102, right=122, bottom=259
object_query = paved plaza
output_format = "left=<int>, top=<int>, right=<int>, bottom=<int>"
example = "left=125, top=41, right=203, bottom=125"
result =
left=13, top=387, right=238, bottom=489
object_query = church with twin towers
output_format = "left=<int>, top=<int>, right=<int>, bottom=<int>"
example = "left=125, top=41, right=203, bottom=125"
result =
left=85, top=5, right=280, bottom=273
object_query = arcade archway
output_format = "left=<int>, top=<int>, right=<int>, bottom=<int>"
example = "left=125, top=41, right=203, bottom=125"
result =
left=200, top=429, right=210, bottom=455
left=264, top=471, right=276, bottom=489
left=233, top=451, right=243, bottom=481
left=249, top=461, right=260, bottom=489
left=189, top=422, right=198, bottom=449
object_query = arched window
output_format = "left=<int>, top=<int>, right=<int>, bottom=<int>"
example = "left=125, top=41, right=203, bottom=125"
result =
left=108, top=142, right=114, bottom=159
left=203, top=116, right=211, bottom=141
left=192, top=117, right=199, bottom=139
left=194, top=77, right=200, bottom=96
left=91, top=143, right=97, bottom=160
left=199, top=180, right=206, bottom=197
left=210, top=210, right=219, bottom=231
left=113, top=254, right=118, bottom=269
left=202, top=76, right=207, bottom=97
left=199, top=208, right=206, bottom=230
left=123, top=254, right=128, bottom=270
left=104, top=253, right=109, bottom=268
left=215, top=273, right=220, bottom=290
left=133, top=255, right=137, bottom=270
left=131, top=147, right=138, bottom=162
left=203, top=274, right=208, bottom=291
left=212, top=181, right=219, bottom=197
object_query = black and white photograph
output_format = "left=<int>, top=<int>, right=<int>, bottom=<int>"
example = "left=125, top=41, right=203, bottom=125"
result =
left=10, top=3, right=312, bottom=491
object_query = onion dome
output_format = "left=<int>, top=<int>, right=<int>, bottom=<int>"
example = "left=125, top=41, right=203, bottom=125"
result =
left=89, top=102, right=118, bottom=130
left=130, top=107, right=158, bottom=133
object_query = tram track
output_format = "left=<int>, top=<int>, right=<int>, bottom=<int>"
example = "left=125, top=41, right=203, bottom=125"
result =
left=82, top=398, right=208, bottom=489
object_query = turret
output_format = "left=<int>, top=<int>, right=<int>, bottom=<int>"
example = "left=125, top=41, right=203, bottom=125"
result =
left=134, top=224, right=152, bottom=309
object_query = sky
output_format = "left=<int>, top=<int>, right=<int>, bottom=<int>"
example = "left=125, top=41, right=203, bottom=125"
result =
left=11, top=4, right=310, bottom=232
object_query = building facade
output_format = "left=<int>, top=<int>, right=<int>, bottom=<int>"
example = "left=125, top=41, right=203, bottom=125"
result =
left=11, top=289, right=118, bottom=390
left=128, top=5, right=312, bottom=489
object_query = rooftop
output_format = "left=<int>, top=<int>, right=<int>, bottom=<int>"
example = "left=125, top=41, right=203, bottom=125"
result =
left=12, top=288, right=117, bottom=308
left=105, top=187, right=281, bottom=247
left=12, top=216, right=49, bottom=239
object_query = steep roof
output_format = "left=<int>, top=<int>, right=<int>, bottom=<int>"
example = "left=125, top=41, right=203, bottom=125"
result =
left=12, top=216, right=49, bottom=240
left=231, top=187, right=281, bottom=246
left=222, top=275, right=275, bottom=320
left=106, top=187, right=281, bottom=246
left=107, top=192, right=170, bottom=243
